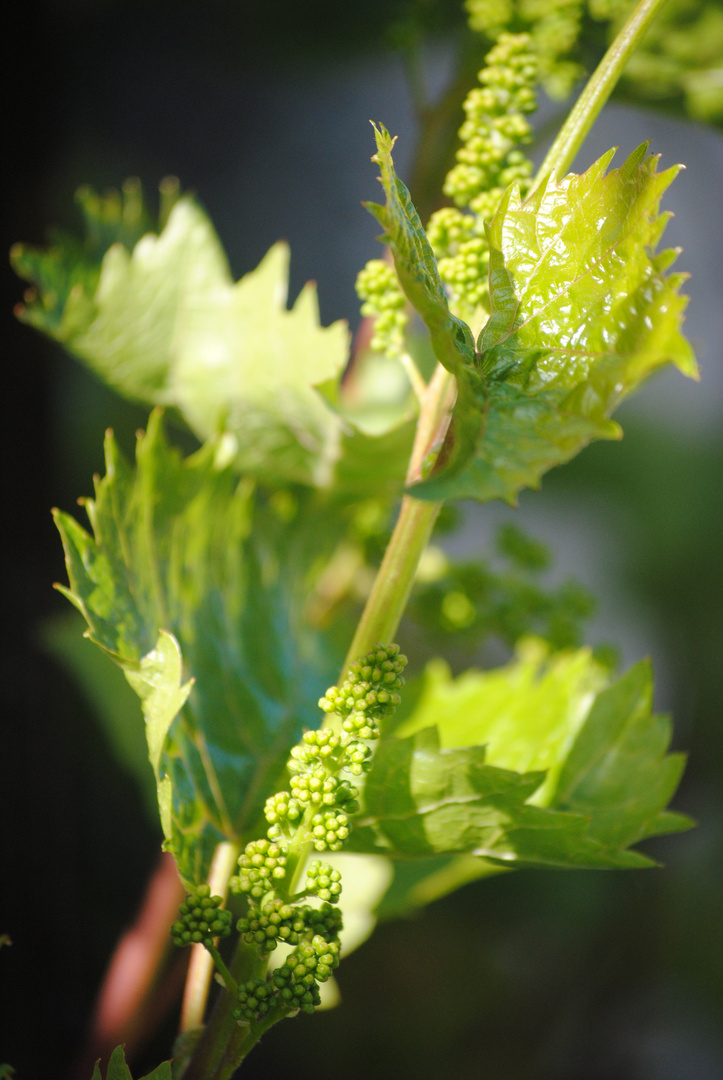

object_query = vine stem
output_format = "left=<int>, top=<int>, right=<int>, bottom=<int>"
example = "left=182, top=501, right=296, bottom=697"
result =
left=536, top=0, right=669, bottom=181
left=341, top=362, right=453, bottom=671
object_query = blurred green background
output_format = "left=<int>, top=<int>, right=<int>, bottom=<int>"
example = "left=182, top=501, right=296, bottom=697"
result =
left=3, top=2, right=722, bottom=1077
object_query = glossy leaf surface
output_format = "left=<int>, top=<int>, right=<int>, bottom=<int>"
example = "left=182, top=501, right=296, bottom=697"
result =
left=416, top=143, right=697, bottom=501
left=54, top=411, right=335, bottom=884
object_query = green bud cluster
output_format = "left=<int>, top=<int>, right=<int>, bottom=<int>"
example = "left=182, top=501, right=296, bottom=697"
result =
left=309, top=808, right=351, bottom=852
left=263, top=790, right=304, bottom=830
left=236, top=898, right=307, bottom=953
left=438, top=236, right=491, bottom=320
left=171, top=886, right=233, bottom=948
left=466, top=0, right=585, bottom=100
left=272, top=935, right=341, bottom=1013
left=466, top=0, right=513, bottom=36
left=427, top=34, right=537, bottom=320
left=230, top=840, right=287, bottom=900
left=182, top=645, right=405, bottom=1027
left=355, top=259, right=408, bottom=357
left=319, top=643, right=407, bottom=725
left=443, top=33, right=537, bottom=214
left=305, top=901, right=344, bottom=941
left=305, top=860, right=342, bottom=901
left=289, top=770, right=359, bottom=811
left=233, top=978, right=278, bottom=1023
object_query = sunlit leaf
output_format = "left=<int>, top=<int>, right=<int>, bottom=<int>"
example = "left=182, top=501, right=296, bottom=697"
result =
left=414, top=143, right=696, bottom=501
left=394, top=639, right=606, bottom=804
left=14, top=189, right=350, bottom=487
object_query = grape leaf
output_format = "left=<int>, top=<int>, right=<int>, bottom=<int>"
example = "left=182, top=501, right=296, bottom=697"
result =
left=330, top=415, right=416, bottom=501
left=551, top=659, right=693, bottom=849
left=348, top=724, right=646, bottom=868
left=394, top=639, right=606, bottom=805
left=90, top=1045, right=171, bottom=1080
left=14, top=189, right=350, bottom=487
left=53, top=410, right=336, bottom=885
left=414, top=142, right=697, bottom=501
left=365, top=123, right=483, bottom=482
left=349, top=652, right=690, bottom=871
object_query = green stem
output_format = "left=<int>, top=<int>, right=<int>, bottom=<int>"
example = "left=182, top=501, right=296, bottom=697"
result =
left=182, top=937, right=265, bottom=1080
left=342, top=494, right=440, bottom=669
left=536, top=0, right=669, bottom=181
left=206, top=945, right=239, bottom=1000
left=341, top=361, right=452, bottom=672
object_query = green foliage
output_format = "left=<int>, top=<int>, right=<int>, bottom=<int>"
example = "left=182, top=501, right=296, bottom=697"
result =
left=52, top=410, right=337, bottom=884
left=89, top=1045, right=171, bottom=1080
left=409, top=523, right=596, bottom=651
left=553, top=659, right=693, bottom=847
left=13, top=3, right=704, bottom=1073
left=365, top=124, right=477, bottom=380
left=366, top=123, right=483, bottom=484
left=394, top=638, right=606, bottom=804
left=406, top=140, right=695, bottom=502
left=13, top=190, right=350, bottom=487
left=349, top=642, right=691, bottom=869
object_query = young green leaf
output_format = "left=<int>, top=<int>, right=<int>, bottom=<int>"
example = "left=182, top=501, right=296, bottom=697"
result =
left=365, top=123, right=484, bottom=481
left=348, top=724, right=644, bottom=868
left=414, top=143, right=697, bottom=502
left=14, top=190, right=349, bottom=487
left=349, top=650, right=690, bottom=870
left=394, top=639, right=606, bottom=805
left=53, top=411, right=337, bottom=884
left=89, top=1044, right=171, bottom=1080
left=551, top=659, right=694, bottom=849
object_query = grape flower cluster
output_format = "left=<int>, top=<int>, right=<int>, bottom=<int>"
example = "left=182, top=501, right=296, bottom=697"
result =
left=427, top=33, right=537, bottom=321
left=465, top=0, right=585, bottom=100
left=173, top=644, right=406, bottom=1028
left=355, top=258, right=408, bottom=358
left=170, top=886, right=233, bottom=948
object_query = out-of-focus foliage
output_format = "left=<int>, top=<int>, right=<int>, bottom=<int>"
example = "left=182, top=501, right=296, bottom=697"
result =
left=89, top=1045, right=171, bottom=1080
left=465, top=0, right=723, bottom=121
left=408, top=522, right=598, bottom=654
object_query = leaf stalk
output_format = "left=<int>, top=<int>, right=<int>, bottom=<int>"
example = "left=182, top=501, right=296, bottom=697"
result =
left=536, top=0, right=670, bottom=181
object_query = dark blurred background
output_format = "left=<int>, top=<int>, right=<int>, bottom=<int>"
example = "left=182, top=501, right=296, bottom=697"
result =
left=3, top=2, right=722, bottom=1078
